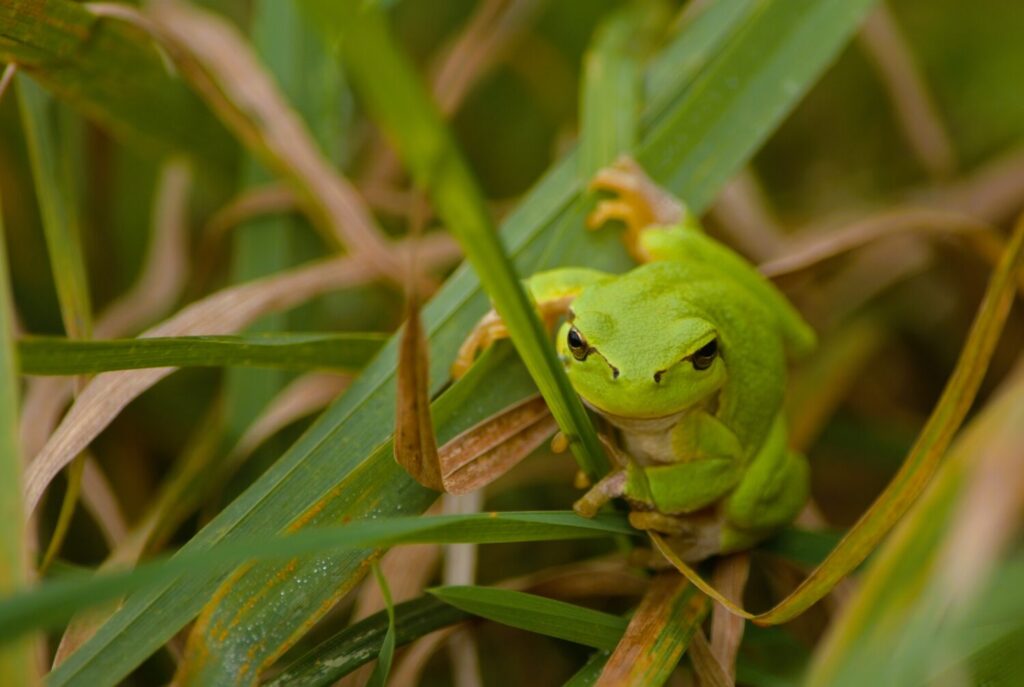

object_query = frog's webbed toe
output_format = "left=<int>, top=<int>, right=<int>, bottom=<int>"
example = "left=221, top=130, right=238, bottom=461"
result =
left=587, top=156, right=688, bottom=262
left=630, top=510, right=723, bottom=564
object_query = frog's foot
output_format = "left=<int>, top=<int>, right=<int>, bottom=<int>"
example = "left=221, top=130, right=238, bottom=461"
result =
left=587, top=156, right=688, bottom=261
left=631, top=510, right=723, bottom=564
left=451, top=297, right=573, bottom=379
left=573, top=469, right=627, bottom=518
left=451, top=309, right=508, bottom=380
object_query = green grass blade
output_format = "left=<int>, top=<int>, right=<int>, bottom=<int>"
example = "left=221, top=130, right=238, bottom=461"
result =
left=267, top=596, right=468, bottom=687
left=16, top=75, right=92, bottom=340
left=51, top=2, right=873, bottom=683
left=563, top=651, right=612, bottom=687
left=579, top=4, right=663, bottom=178
left=0, top=511, right=631, bottom=643
left=301, top=0, right=609, bottom=481
left=0, top=194, right=35, bottom=684
left=643, top=0, right=757, bottom=127
left=429, top=586, right=628, bottom=651
left=17, top=333, right=387, bottom=375
left=366, top=564, right=396, bottom=687
left=0, top=0, right=230, bottom=168
left=639, top=0, right=877, bottom=213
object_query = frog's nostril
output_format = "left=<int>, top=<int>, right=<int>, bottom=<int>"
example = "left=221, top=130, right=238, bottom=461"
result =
left=611, top=366, right=620, bottom=379
left=654, top=370, right=664, bottom=383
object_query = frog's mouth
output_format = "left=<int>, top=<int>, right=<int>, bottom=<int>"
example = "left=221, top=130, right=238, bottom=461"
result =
left=579, top=397, right=689, bottom=433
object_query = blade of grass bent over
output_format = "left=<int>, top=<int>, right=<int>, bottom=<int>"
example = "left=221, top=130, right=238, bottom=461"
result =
left=652, top=214, right=1024, bottom=625
left=0, top=196, right=35, bottom=685
left=17, top=333, right=386, bottom=375
left=51, top=3, right=875, bottom=684
left=807, top=362, right=1024, bottom=687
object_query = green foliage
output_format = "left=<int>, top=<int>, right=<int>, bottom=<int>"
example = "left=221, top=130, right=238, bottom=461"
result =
left=2, top=0, right=1022, bottom=685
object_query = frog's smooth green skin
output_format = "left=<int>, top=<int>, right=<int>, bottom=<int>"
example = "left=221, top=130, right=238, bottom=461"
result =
left=527, top=220, right=815, bottom=562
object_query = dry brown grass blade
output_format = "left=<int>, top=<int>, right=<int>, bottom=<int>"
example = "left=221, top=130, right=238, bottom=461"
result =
left=394, top=297, right=444, bottom=491
left=79, top=455, right=127, bottom=548
left=431, top=0, right=543, bottom=115
left=111, top=0, right=403, bottom=280
left=20, top=159, right=191, bottom=460
left=361, top=0, right=540, bottom=197
left=759, top=208, right=994, bottom=278
left=709, top=168, right=787, bottom=262
left=596, top=573, right=708, bottom=687
left=23, top=233, right=460, bottom=514
left=438, top=395, right=557, bottom=494
left=688, top=630, right=732, bottom=687
left=858, top=3, right=956, bottom=178
left=709, top=553, right=750, bottom=683
left=232, top=373, right=349, bottom=461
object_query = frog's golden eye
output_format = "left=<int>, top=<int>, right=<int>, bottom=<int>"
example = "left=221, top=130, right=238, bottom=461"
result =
left=567, top=327, right=589, bottom=361
left=691, top=338, right=718, bottom=371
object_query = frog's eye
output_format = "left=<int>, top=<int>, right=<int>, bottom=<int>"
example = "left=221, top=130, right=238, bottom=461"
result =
left=691, top=339, right=718, bottom=371
left=567, top=327, right=589, bottom=361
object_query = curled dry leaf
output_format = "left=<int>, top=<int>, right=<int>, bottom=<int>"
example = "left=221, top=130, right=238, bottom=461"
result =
left=394, top=300, right=444, bottom=492
left=23, top=233, right=461, bottom=514
left=142, top=0, right=402, bottom=280
left=438, top=395, right=556, bottom=495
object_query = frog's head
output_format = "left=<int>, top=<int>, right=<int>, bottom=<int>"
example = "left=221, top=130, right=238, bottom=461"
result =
left=556, top=281, right=726, bottom=420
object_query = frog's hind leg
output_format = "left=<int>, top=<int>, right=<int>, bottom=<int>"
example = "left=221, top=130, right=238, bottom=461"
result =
left=719, top=414, right=810, bottom=554
left=588, top=156, right=691, bottom=262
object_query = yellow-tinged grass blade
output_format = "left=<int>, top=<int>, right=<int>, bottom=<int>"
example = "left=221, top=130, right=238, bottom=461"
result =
left=652, top=214, right=1024, bottom=625
left=0, top=195, right=36, bottom=684
left=807, top=361, right=1024, bottom=686
left=595, top=574, right=708, bottom=687
left=395, top=300, right=443, bottom=491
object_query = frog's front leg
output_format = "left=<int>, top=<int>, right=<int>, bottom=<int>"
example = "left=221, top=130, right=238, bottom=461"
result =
left=588, top=156, right=692, bottom=262
left=451, top=267, right=612, bottom=379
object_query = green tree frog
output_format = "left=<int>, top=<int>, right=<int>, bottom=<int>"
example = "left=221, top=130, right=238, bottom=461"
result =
left=453, top=158, right=816, bottom=562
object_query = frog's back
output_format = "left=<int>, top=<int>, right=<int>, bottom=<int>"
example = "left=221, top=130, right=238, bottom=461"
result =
left=614, top=260, right=788, bottom=456
left=640, top=225, right=817, bottom=358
